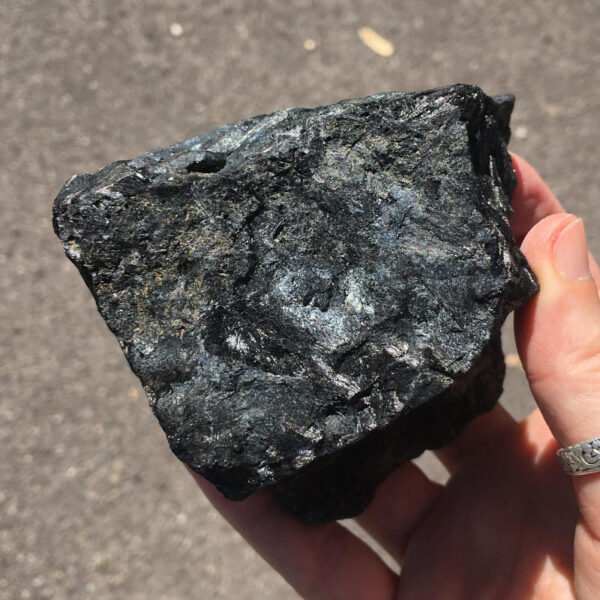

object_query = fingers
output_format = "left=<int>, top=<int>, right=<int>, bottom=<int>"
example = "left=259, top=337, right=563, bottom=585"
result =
left=511, top=160, right=600, bottom=597
left=516, top=214, right=600, bottom=447
left=510, top=153, right=600, bottom=285
left=515, top=213, right=600, bottom=540
left=510, top=153, right=564, bottom=245
left=190, top=469, right=398, bottom=600
left=355, top=462, right=443, bottom=564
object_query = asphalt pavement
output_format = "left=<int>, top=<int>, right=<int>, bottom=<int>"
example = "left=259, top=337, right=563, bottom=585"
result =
left=1, top=1, right=599, bottom=598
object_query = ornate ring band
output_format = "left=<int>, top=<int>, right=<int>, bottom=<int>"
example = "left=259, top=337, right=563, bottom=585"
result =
left=557, top=436, right=600, bottom=475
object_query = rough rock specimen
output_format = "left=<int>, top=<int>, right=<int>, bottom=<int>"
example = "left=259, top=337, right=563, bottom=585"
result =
left=53, top=84, right=538, bottom=523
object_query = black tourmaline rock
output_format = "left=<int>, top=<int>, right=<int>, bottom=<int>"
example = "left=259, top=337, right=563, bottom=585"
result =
left=53, top=84, right=538, bottom=523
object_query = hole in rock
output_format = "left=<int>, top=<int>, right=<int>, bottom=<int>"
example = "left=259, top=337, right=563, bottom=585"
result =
left=186, top=153, right=227, bottom=174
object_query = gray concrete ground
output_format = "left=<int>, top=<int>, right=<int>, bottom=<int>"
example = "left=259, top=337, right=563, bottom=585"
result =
left=1, top=0, right=598, bottom=598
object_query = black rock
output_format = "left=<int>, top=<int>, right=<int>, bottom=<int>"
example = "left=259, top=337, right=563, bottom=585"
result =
left=53, top=84, right=538, bottom=523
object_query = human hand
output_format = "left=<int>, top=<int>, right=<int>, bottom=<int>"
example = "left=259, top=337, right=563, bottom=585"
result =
left=190, top=154, right=600, bottom=599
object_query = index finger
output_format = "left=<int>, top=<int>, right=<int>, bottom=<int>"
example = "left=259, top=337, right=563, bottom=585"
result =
left=510, top=153, right=564, bottom=244
left=510, top=153, right=600, bottom=285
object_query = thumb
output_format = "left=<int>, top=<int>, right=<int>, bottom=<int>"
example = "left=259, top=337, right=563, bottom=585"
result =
left=516, top=213, right=600, bottom=448
left=515, top=213, right=600, bottom=599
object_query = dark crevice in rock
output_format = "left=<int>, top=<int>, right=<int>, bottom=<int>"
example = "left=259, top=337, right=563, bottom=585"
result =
left=185, top=151, right=227, bottom=173
left=333, top=338, right=369, bottom=372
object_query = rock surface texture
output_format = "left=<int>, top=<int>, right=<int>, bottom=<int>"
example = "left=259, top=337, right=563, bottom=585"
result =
left=53, top=84, right=538, bottom=523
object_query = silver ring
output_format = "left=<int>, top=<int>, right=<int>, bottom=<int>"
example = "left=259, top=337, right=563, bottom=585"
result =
left=557, top=436, right=600, bottom=475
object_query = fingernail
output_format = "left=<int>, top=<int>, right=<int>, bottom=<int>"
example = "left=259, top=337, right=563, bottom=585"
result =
left=553, top=218, right=591, bottom=280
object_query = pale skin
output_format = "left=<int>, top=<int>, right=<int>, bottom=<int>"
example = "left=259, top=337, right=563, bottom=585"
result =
left=190, top=155, right=600, bottom=599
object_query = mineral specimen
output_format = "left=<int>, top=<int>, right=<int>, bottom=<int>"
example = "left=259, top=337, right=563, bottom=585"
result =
left=53, top=84, right=538, bottom=523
